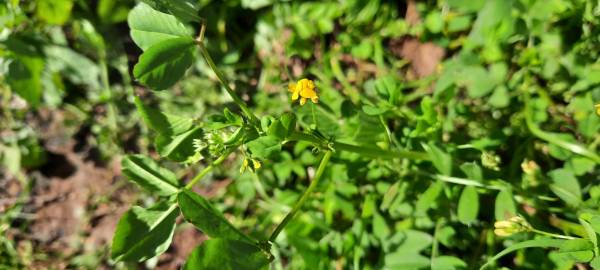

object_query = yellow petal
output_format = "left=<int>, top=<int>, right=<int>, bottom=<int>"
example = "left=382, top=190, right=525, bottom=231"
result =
left=494, top=221, right=512, bottom=229
left=288, top=82, right=296, bottom=92
left=292, top=91, right=299, bottom=100
left=252, top=159, right=261, bottom=169
left=494, top=229, right=513, bottom=237
left=300, top=98, right=307, bottom=105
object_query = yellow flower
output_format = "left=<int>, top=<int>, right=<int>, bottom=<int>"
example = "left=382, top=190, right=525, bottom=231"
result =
left=288, top=78, right=319, bottom=106
left=252, top=159, right=262, bottom=170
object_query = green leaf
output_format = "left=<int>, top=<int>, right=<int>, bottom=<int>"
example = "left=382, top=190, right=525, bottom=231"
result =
left=589, top=215, right=600, bottom=235
left=279, top=112, right=297, bottom=137
left=141, top=0, right=201, bottom=23
left=480, top=238, right=565, bottom=269
left=44, top=45, right=102, bottom=91
left=247, top=135, right=282, bottom=159
left=489, top=85, right=510, bottom=108
left=134, top=96, right=193, bottom=135
left=549, top=168, right=582, bottom=207
left=36, top=0, right=74, bottom=25
left=178, top=190, right=252, bottom=242
left=267, top=120, right=286, bottom=139
left=459, top=66, right=496, bottom=98
left=183, top=238, right=270, bottom=270
left=415, top=181, right=443, bottom=217
left=578, top=216, right=598, bottom=250
left=431, top=256, right=467, bottom=270
left=557, top=239, right=594, bottom=262
left=381, top=181, right=400, bottom=211
left=591, top=257, right=600, bottom=270
left=133, top=37, right=196, bottom=90
left=494, top=189, right=516, bottom=221
left=7, top=56, right=44, bottom=107
left=425, top=11, right=444, bottom=33
left=362, top=104, right=390, bottom=116
left=459, top=162, right=483, bottom=181
left=362, top=194, right=376, bottom=218
left=423, top=143, right=452, bottom=175
left=155, top=127, right=203, bottom=162
left=97, top=0, right=130, bottom=23
left=111, top=201, right=179, bottom=262
left=267, top=113, right=297, bottom=140
left=566, top=157, right=596, bottom=176
left=385, top=230, right=433, bottom=269
left=128, top=3, right=191, bottom=50
left=385, top=253, right=430, bottom=270
left=447, top=0, right=485, bottom=12
left=121, top=155, right=180, bottom=196
left=458, top=186, right=479, bottom=224
left=372, top=212, right=390, bottom=239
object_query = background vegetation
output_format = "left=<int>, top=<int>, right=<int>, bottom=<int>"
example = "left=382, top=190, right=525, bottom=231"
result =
left=1, top=0, right=599, bottom=269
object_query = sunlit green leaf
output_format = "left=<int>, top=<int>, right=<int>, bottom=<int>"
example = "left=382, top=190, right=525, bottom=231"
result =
left=128, top=3, right=191, bottom=50
left=133, top=37, right=196, bottom=90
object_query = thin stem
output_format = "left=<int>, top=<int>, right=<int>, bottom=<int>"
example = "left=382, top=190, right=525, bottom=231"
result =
left=523, top=87, right=600, bottom=163
left=531, top=229, right=576, bottom=240
left=196, top=42, right=260, bottom=126
left=269, top=150, right=333, bottom=242
left=197, top=19, right=207, bottom=43
left=184, top=150, right=232, bottom=190
left=287, top=132, right=429, bottom=160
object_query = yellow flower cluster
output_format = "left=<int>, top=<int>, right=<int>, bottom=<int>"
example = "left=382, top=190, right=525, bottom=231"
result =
left=288, top=78, right=319, bottom=106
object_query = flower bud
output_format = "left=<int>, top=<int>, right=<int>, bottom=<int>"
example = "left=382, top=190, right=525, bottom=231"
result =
left=494, top=216, right=532, bottom=237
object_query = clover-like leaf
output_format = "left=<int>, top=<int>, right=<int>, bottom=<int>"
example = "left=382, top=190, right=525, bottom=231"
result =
left=128, top=3, right=192, bottom=50
left=133, top=37, right=196, bottom=90
left=121, top=154, right=180, bottom=196
left=111, top=201, right=179, bottom=262
left=178, top=190, right=252, bottom=242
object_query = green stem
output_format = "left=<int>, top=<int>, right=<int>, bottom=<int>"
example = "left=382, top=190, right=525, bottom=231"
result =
left=184, top=150, right=232, bottom=190
left=523, top=90, right=600, bottom=163
left=196, top=42, right=260, bottom=126
left=531, top=229, right=576, bottom=240
left=269, top=150, right=333, bottom=242
left=287, top=132, right=429, bottom=160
